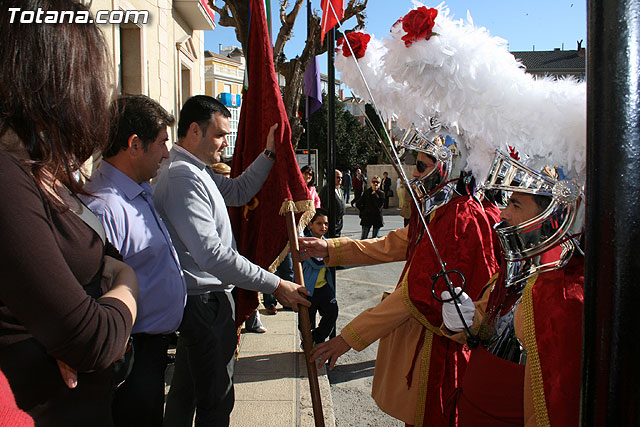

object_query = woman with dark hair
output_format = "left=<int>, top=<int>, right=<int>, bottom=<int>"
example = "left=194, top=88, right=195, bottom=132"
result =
left=0, top=1, right=138, bottom=425
left=301, top=165, right=321, bottom=208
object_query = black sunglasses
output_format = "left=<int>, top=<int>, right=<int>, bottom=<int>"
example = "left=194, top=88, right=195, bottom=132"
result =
left=371, top=180, right=380, bottom=184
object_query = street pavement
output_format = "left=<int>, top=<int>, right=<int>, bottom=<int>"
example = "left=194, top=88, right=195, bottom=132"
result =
left=166, top=206, right=407, bottom=426
left=327, top=209, right=405, bottom=427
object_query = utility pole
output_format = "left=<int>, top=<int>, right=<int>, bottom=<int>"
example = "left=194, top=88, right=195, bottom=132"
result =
left=582, top=1, right=640, bottom=425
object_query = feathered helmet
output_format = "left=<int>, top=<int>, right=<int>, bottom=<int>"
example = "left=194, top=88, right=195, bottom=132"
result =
left=484, top=149, right=583, bottom=285
left=334, top=3, right=586, bottom=270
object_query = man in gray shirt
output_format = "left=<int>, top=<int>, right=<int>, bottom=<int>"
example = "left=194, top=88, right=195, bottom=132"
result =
left=155, top=95, right=310, bottom=426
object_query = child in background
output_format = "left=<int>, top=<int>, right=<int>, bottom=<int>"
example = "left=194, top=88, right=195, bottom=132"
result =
left=302, top=209, right=338, bottom=344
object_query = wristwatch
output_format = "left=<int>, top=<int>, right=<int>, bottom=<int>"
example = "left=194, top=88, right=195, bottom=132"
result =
left=263, top=149, right=276, bottom=160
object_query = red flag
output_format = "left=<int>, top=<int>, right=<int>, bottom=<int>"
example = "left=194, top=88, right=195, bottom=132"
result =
left=230, top=0, right=314, bottom=328
left=320, top=0, right=344, bottom=42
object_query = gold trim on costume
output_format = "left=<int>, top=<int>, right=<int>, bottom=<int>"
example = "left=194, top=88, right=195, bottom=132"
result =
left=243, top=197, right=260, bottom=220
left=414, top=329, right=434, bottom=427
left=400, top=265, right=443, bottom=336
left=331, top=238, right=343, bottom=266
left=522, top=274, right=550, bottom=427
left=343, top=323, right=368, bottom=350
left=268, top=199, right=315, bottom=273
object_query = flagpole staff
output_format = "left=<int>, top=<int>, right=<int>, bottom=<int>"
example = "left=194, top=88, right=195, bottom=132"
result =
left=285, top=210, right=325, bottom=427
left=306, top=0, right=312, bottom=167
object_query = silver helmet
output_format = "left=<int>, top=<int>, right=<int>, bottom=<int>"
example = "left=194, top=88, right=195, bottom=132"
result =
left=483, top=150, right=583, bottom=286
left=398, top=119, right=458, bottom=215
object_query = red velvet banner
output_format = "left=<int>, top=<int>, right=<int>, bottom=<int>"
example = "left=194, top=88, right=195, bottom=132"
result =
left=230, top=0, right=312, bottom=328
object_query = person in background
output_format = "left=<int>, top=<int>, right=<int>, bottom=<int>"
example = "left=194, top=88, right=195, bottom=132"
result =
left=81, top=95, right=184, bottom=427
left=382, top=171, right=392, bottom=209
left=320, top=169, right=346, bottom=237
left=301, top=165, right=321, bottom=208
left=396, top=176, right=405, bottom=209
left=351, top=167, right=366, bottom=207
left=342, top=169, right=352, bottom=204
left=302, top=209, right=338, bottom=345
left=211, top=162, right=267, bottom=333
left=356, top=176, right=385, bottom=239
left=0, top=1, right=138, bottom=424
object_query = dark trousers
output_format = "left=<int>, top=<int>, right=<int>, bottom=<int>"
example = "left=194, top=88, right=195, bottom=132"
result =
left=308, top=284, right=338, bottom=344
left=163, top=292, right=236, bottom=427
left=112, top=334, right=169, bottom=427
left=361, top=225, right=381, bottom=240
left=352, top=189, right=363, bottom=206
left=263, top=253, right=293, bottom=308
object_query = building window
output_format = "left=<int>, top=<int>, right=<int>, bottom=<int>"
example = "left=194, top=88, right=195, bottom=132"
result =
left=223, top=106, right=240, bottom=159
left=119, top=24, right=142, bottom=94
left=181, top=63, right=192, bottom=108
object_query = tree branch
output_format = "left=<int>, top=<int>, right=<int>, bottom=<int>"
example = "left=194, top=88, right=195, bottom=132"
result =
left=279, top=0, right=290, bottom=26
left=210, top=0, right=369, bottom=147
left=273, top=0, right=304, bottom=63
left=209, top=1, right=236, bottom=28
left=344, top=0, right=368, bottom=29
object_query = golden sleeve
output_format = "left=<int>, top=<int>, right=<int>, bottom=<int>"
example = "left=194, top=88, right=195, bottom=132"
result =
left=325, top=226, right=409, bottom=267
left=340, top=287, right=411, bottom=351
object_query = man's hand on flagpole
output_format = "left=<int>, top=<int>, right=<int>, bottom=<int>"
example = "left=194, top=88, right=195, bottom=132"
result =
left=274, top=280, right=311, bottom=312
left=265, top=123, right=279, bottom=153
left=298, top=237, right=329, bottom=260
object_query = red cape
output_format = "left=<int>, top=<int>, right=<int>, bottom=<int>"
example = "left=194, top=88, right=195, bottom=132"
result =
left=524, top=255, right=584, bottom=426
left=402, top=196, right=499, bottom=426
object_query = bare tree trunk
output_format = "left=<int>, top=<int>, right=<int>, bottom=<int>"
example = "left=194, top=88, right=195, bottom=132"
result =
left=208, top=0, right=369, bottom=147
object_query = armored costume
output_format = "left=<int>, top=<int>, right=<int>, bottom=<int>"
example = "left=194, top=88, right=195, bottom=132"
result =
left=324, top=129, right=498, bottom=426
left=444, top=152, right=584, bottom=426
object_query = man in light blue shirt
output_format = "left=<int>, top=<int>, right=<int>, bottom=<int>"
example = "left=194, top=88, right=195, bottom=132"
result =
left=81, top=95, right=186, bottom=427
left=155, top=95, right=310, bottom=427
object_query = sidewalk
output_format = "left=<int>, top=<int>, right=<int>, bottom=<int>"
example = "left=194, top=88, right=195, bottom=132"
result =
left=230, top=305, right=336, bottom=427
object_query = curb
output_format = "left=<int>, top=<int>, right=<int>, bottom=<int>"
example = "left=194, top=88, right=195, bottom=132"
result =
left=297, top=353, right=336, bottom=427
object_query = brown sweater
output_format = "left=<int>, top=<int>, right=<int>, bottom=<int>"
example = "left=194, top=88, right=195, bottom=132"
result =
left=0, top=151, right=133, bottom=371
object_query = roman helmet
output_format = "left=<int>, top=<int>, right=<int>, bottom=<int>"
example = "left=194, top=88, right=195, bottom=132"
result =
left=398, top=118, right=461, bottom=216
left=483, top=150, right=583, bottom=287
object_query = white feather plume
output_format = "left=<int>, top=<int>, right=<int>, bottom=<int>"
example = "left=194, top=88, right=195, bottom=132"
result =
left=335, top=36, right=400, bottom=123
left=336, top=3, right=586, bottom=183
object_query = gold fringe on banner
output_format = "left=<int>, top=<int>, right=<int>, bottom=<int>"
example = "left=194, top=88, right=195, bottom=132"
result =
left=268, top=199, right=316, bottom=273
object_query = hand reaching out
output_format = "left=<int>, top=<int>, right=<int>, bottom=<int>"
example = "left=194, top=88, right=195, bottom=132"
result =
left=309, top=335, right=351, bottom=370
left=298, top=237, right=329, bottom=261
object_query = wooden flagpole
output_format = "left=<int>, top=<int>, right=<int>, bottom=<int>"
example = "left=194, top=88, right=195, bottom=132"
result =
left=284, top=210, right=325, bottom=427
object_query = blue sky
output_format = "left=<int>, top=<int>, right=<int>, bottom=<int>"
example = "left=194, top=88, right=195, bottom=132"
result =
left=205, top=0, right=586, bottom=81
